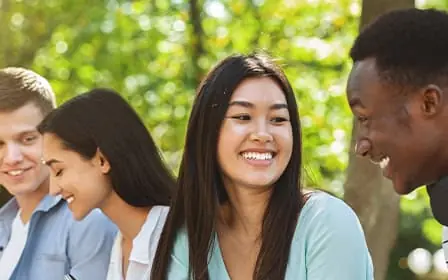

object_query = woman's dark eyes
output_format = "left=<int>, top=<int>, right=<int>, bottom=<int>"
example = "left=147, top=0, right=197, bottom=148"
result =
left=229, top=115, right=289, bottom=123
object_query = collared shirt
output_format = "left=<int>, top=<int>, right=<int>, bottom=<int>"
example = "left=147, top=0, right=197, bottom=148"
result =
left=167, top=192, right=374, bottom=280
left=0, top=195, right=118, bottom=280
left=0, top=211, right=29, bottom=279
left=107, top=205, right=169, bottom=280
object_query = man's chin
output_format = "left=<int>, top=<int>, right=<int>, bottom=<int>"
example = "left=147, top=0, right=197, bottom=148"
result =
left=391, top=177, right=420, bottom=195
left=2, top=183, right=43, bottom=197
left=393, top=186, right=413, bottom=195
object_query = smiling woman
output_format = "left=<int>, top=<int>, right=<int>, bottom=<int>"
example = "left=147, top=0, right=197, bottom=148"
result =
left=151, top=52, right=374, bottom=280
left=218, top=77, right=293, bottom=192
left=37, top=88, right=176, bottom=280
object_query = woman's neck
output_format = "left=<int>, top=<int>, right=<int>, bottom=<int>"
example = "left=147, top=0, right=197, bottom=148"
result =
left=101, top=192, right=151, bottom=241
left=219, top=184, right=271, bottom=238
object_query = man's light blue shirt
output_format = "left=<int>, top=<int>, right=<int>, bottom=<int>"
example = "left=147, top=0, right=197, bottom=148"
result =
left=0, top=194, right=117, bottom=280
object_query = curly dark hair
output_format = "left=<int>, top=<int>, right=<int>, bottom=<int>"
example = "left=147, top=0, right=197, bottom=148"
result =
left=350, top=8, right=448, bottom=88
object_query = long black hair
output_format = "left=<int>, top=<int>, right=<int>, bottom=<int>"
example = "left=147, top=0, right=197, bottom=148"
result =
left=152, top=53, right=305, bottom=279
left=38, top=88, right=174, bottom=207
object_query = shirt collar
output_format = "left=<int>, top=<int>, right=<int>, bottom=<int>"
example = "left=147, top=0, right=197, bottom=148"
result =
left=36, top=194, right=63, bottom=213
left=129, top=206, right=164, bottom=264
left=0, top=194, right=63, bottom=222
left=0, top=198, right=19, bottom=222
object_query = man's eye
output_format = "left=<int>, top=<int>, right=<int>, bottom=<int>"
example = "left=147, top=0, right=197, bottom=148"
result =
left=357, top=116, right=368, bottom=123
left=55, top=169, right=64, bottom=177
left=23, top=136, right=38, bottom=144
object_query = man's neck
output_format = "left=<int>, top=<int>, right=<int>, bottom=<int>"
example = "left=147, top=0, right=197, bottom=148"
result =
left=15, top=186, right=48, bottom=224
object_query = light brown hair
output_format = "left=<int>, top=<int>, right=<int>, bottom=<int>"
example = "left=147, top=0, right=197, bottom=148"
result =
left=0, top=67, right=56, bottom=115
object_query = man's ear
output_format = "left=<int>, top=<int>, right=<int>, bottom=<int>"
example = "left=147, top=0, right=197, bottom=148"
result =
left=94, top=148, right=110, bottom=174
left=420, top=84, right=443, bottom=117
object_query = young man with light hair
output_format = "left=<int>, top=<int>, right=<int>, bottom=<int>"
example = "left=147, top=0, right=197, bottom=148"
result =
left=0, top=67, right=117, bottom=279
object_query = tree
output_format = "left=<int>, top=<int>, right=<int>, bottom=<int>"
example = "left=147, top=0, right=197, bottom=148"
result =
left=343, top=1, right=415, bottom=280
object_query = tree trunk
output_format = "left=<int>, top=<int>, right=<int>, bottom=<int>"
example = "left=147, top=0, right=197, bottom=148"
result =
left=343, top=1, right=414, bottom=280
left=189, top=0, right=205, bottom=85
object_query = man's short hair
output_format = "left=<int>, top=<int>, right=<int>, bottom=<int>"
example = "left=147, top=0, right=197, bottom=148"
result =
left=0, top=67, right=56, bottom=115
left=350, top=8, right=448, bottom=88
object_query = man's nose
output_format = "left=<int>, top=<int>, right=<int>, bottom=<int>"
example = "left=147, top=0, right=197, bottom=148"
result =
left=3, top=143, right=24, bottom=164
left=355, top=139, right=371, bottom=157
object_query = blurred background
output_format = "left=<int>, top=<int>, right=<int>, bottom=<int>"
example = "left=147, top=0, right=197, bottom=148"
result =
left=0, top=0, right=447, bottom=279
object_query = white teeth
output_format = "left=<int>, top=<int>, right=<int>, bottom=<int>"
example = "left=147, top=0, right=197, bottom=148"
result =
left=379, top=157, right=390, bottom=169
left=7, top=170, right=24, bottom=176
left=66, top=196, right=75, bottom=204
left=241, top=152, right=273, bottom=161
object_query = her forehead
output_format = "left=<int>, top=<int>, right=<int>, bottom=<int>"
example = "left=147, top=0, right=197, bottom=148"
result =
left=42, top=135, right=87, bottom=167
left=231, top=77, right=286, bottom=102
left=42, top=133, right=78, bottom=161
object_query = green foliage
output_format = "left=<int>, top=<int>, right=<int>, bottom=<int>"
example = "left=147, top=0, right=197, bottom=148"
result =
left=0, top=0, right=361, bottom=187
left=1, top=1, right=447, bottom=279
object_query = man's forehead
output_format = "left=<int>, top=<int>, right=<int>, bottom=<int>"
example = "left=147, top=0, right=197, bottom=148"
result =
left=0, top=123, right=39, bottom=139
left=348, top=59, right=389, bottom=101
left=348, top=59, right=379, bottom=88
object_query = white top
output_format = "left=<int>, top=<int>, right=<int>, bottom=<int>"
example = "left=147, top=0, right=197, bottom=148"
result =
left=106, top=205, right=169, bottom=280
left=0, top=211, right=30, bottom=280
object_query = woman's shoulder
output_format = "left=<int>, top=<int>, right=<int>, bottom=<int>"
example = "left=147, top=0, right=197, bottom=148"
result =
left=302, top=189, right=355, bottom=213
left=291, top=190, right=373, bottom=279
left=298, top=190, right=363, bottom=232
left=166, top=226, right=191, bottom=278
